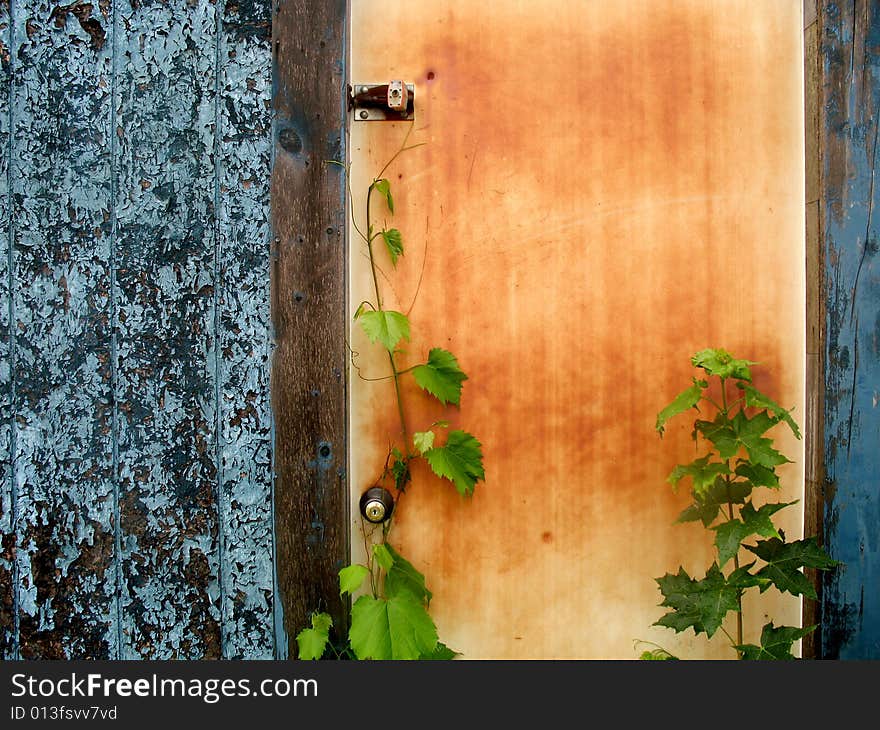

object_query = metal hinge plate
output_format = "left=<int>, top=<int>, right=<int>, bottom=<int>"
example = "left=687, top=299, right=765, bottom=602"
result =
left=350, top=81, right=415, bottom=121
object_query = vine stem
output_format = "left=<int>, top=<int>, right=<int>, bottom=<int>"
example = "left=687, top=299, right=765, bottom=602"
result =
left=720, top=379, right=744, bottom=651
left=365, top=183, right=411, bottom=452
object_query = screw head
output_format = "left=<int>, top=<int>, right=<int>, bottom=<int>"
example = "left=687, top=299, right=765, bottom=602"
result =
left=358, top=110, right=369, bottom=120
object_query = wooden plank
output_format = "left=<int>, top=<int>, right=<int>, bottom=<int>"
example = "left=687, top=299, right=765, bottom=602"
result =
left=271, top=0, right=349, bottom=654
left=819, top=0, right=880, bottom=659
left=217, top=0, right=275, bottom=658
left=0, top=0, right=14, bottom=660
left=114, top=0, right=221, bottom=659
left=10, top=0, right=117, bottom=658
left=350, top=0, right=806, bottom=658
left=803, top=10, right=823, bottom=659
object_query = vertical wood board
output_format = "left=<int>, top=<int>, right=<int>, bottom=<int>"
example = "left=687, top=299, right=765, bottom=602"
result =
left=0, top=0, right=276, bottom=659
left=819, top=0, right=880, bottom=660
left=270, top=0, right=349, bottom=654
left=10, top=0, right=117, bottom=659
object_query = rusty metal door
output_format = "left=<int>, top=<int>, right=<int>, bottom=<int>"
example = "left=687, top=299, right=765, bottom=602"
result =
left=348, top=0, right=806, bottom=658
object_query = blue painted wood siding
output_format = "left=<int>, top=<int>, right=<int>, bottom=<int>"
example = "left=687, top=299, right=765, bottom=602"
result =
left=821, top=0, right=880, bottom=659
left=0, top=0, right=276, bottom=658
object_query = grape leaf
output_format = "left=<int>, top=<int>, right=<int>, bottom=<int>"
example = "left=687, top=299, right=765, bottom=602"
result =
left=349, top=594, right=438, bottom=660
left=699, top=412, right=790, bottom=466
left=639, top=648, right=678, bottom=660
left=737, top=622, right=815, bottom=660
left=372, top=543, right=394, bottom=571
left=412, top=348, right=468, bottom=406
left=741, top=384, right=801, bottom=439
left=676, top=479, right=752, bottom=527
left=712, top=501, right=794, bottom=567
left=691, top=348, right=756, bottom=381
left=339, top=564, right=370, bottom=596
left=390, top=451, right=410, bottom=492
left=735, top=462, right=780, bottom=489
left=358, top=310, right=410, bottom=352
left=726, top=561, right=762, bottom=590
left=733, top=411, right=791, bottom=468
left=420, top=642, right=459, bottom=660
left=654, top=563, right=741, bottom=638
left=667, top=456, right=730, bottom=497
left=383, top=543, right=432, bottom=606
left=413, top=430, right=435, bottom=455
left=295, top=612, right=332, bottom=660
left=373, top=178, right=394, bottom=213
left=425, top=429, right=485, bottom=496
left=693, top=415, right=738, bottom=458
left=382, top=228, right=404, bottom=266
left=656, top=379, right=706, bottom=436
left=745, top=537, right=839, bottom=598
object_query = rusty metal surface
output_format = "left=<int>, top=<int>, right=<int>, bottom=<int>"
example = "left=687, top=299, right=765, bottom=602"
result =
left=349, top=0, right=806, bottom=658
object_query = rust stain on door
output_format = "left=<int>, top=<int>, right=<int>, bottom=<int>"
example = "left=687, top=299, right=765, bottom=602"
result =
left=349, top=0, right=806, bottom=658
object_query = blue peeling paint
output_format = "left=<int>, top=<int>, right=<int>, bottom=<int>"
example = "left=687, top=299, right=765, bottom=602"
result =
left=0, top=0, right=276, bottom=659
left=821, top=0, right=880, bottom=659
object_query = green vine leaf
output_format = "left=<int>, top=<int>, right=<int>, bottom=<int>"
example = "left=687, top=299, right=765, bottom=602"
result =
left=372, top=543, right=395, bottom=571
left=667, top=455, right=730, bottom=497
left=654, top=564, right=741, bottom=638
left=390, top=449, right=411, bottom=492
left=711, top=501, right=794, bottom=567
left=358, top=310, right=410, bottom=352
left=691, top=348, right=756, bottom=381
left=339, top=564, right=371, bottom=596
left=732, top=411, right=791, bottom=467
left=656, top=378, right=706, bottom=436
left=699, top=411, right=791, bottom=467
left=639, top=648, right=678, bottom=660
left=295, top=612, right=332, bottom=660
left=413, top=430, right=435, bottom=454
left=382, top=228, right=404, bottom=266
left=349, top=594, right=438, bottom=660
left=676, top=479, right=752, bottom=527
left=424, top=429, right=485, bottom=496
left=412, top=348, right=469, bottom=406
left=740, top=384, right=801, bottom=439
left=734, top=462, right=780, bottom=489
left=745, top=537, right=840, bottom=599
left=737, top=622, right=815, bottom=660
left=373, top=178, right=394, bottom=213
left=383, top=543, right=433, bottom=606
left=420, top=642, right=459, bottom=660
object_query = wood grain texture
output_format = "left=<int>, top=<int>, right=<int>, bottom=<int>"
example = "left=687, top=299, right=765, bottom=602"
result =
left=350, top=0, right=806, bottom=659
left=271, top=0, right=349, bottom=655
left=819, top=0, right=880, bottom=659
left=803, top=3, right=824, bottom=659
left=10, top=0, right=117, bottom=659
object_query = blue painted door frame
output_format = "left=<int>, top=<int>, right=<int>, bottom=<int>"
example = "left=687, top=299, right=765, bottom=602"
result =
left=818, top=0, right=880, bottom=659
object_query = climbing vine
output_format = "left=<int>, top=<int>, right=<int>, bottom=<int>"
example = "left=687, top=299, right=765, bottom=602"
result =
left=295, top=130, right=484, bottom=660
left=644, top=348, right=839, bottom=659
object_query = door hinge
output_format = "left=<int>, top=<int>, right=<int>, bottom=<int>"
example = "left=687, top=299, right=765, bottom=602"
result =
left=350, top=81, right=415, bottom=121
